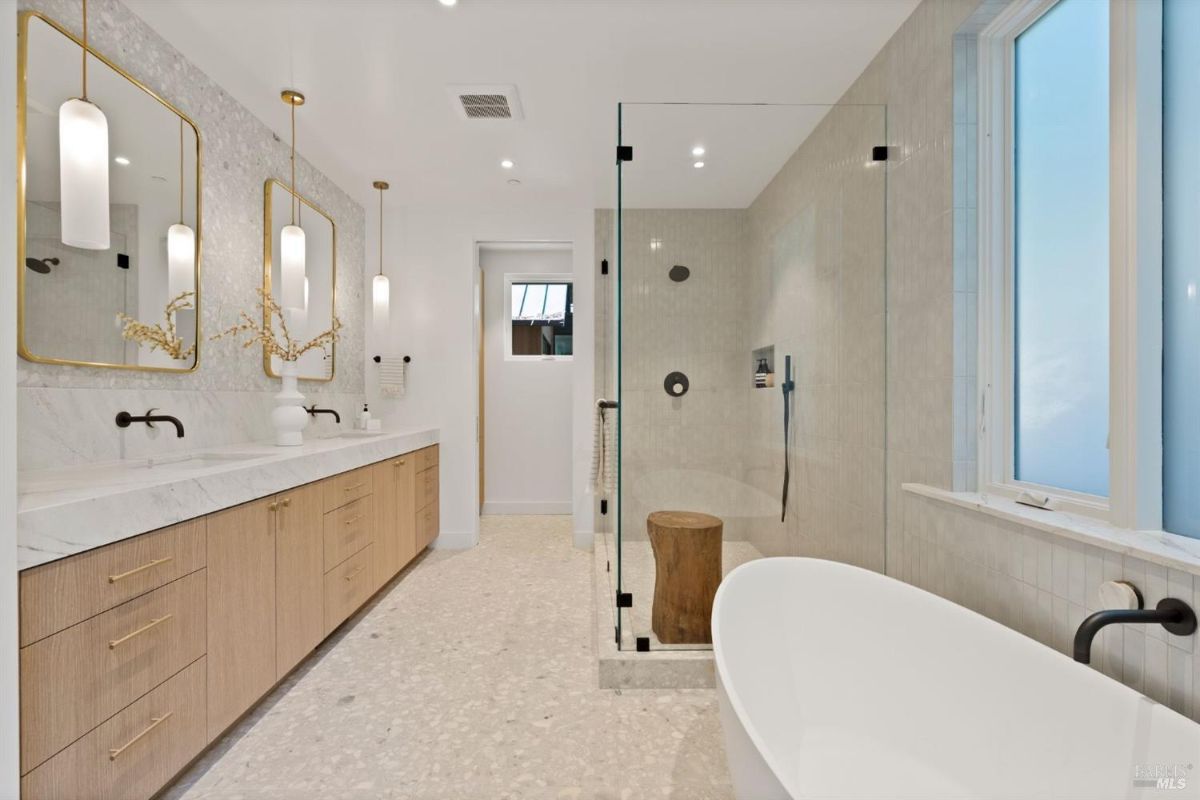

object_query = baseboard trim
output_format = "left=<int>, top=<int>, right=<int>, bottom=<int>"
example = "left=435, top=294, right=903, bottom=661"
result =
left=481, top=501, right=573, bottom=515
left=431, top=530, right=477, bottom=550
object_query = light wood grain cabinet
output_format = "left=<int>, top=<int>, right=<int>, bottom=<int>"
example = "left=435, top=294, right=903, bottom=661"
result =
left=274, top=481, right=325, bottom=679
left=19, top=445, right=437, bottom=800
left=205, top=497, right=277, bottom=741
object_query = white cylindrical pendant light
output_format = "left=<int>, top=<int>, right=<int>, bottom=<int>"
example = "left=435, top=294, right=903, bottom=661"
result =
left=280, top=223, right=306, bottom=308
left=287, top=277, right=309, bottom=339
left=167, top=223, right=195, bottom=296
left=371, top=180, right=391, bottom=342
left=58, top=99, right=109, bottom=249
left=59, top=0, right=109, bottom=250
left=373, top=273, right=390, bottom=337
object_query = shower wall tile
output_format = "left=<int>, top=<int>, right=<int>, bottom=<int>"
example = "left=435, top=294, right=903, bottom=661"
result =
left=17, top=0, right=366, bottom=469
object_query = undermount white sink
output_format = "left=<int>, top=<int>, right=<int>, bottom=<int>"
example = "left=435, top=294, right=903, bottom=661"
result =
left=337, top=430, right=385, bottom=438
left=20, top=451, right=268, bottom=494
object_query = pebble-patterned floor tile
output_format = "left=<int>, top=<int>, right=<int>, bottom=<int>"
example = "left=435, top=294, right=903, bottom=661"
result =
left=163, top=516, right=734, bottom=800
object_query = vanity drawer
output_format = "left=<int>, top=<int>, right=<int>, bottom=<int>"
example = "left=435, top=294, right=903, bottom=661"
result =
left=21, top=657, right=207, bottom=800
left=416, top=467, right=439, bottom=511
left=324, top=545, right=374, bottom=634
left=417, top=504, right=439, bottom=550
left=322, top=496, right=373, bottom=571
left=20, top=571, right=207, bottom=775
left=414, top=445, right=439, bottom=473
left=321, top=466, right=373, bottom=513
left=20, top=517, right=206, bottom=647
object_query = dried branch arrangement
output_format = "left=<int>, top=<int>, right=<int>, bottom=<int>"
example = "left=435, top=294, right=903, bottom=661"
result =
left=118, top=291, right=197, bottom=362
left=212, top=287, right=341, bottom=362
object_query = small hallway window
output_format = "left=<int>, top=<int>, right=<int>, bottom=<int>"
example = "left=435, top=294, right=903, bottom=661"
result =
left=509, top=280, right=573, bottom=357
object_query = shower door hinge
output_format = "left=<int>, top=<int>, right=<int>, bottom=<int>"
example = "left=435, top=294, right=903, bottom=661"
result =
left=601, top=258, right=609, bottom=276
left=636, top=637, right=650, bottom=652
left=600, top=498, right=608, bottom=515
left=616, top=591, right=633, bottom=608
left=872, top=145, right=890, bottom=162
left=616, top=145, right=633, bottom=163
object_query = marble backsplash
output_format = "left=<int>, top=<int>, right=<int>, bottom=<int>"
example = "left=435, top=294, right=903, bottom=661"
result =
left=16, top=0, right=367, bottom=471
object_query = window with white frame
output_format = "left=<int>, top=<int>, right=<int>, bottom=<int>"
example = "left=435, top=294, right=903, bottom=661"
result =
left=505, top=275, right=574, bottom=359
left=978, top=0, right=1166, bottom=529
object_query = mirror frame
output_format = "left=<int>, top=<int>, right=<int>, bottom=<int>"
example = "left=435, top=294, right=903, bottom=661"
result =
left=16, top=10, right=204, bottom=373
left=262, top=178, right=337, bottom=383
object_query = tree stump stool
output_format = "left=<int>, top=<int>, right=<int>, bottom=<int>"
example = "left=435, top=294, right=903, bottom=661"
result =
left=647, top=510, right=724, bottom=644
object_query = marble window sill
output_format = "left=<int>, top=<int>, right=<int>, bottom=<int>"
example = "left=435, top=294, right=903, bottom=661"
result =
left=903, top=483, right=1200, bottom=578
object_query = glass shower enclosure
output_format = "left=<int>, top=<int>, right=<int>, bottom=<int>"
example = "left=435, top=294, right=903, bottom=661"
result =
left=603, top=102, right=888, bottom=651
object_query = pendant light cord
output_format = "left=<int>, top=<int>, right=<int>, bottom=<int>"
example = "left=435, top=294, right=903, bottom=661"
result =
left=378, top=188, right=384, bottom=277
left=81, top=0, right=88, bottom=101
left=290, top=101, right=296, bottom=226
left=178, top=118, right=184, bottom=225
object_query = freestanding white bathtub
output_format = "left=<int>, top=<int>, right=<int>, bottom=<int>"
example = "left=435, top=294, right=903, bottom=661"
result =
left=713, top=558, right=1200, bottom=800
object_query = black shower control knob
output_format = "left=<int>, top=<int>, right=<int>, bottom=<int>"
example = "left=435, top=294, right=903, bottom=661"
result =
left=664, top=372, right=689, bottom=397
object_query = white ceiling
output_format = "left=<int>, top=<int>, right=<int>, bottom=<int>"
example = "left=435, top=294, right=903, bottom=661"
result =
left=121, top=0, right=918, bottom=212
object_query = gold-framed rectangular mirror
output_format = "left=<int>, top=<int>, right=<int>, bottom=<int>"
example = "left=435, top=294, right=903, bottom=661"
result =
left=263, top=178, right=336, bottom=382
left=17, top=11, right=202, bottom=372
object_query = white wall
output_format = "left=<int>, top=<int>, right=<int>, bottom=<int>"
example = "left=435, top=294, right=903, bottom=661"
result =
left=366, top=204, right=595, bottom=549
left=480, top=246, right=574, bottom=515
left=1, top=0, right=21, bottom=794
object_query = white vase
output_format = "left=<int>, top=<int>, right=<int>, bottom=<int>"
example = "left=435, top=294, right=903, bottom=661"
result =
left=272, top=361, right=308, bottom=446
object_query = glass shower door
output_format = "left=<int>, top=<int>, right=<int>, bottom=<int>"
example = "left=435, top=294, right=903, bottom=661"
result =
left=614, top=102, right=887, bottom=651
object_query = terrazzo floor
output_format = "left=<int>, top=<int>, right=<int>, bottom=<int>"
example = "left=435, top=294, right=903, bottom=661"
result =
left=164, top=515, right=734, bottom=800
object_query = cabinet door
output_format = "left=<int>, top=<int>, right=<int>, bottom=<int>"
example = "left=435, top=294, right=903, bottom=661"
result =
left=275, top=481, right=324, bottom=679
left=206, top=497, right=276, bottom=740
left=396, top=456, right=418, bottom=567
left=372, top=461, right=400, bottom=592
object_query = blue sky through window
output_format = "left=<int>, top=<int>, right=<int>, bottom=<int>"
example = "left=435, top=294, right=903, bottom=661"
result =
left=1013, top=0, right=1109, bottom=496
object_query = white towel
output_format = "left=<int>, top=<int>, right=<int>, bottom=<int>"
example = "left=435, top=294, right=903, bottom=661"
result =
left=379, top=356, right=408, bottom=399
left=591, top=399, right=616, bottom=498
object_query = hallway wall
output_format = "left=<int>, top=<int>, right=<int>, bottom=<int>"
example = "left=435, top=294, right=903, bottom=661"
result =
left=480, top=246, right=574, bottom=514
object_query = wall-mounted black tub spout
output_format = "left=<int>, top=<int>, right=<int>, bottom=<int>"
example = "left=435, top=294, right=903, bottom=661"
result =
left=116, top=410, right=185, bottom=438
left=1074, top=597, right=1197, bottom=664
left=305, top=405, right=341, bottom=423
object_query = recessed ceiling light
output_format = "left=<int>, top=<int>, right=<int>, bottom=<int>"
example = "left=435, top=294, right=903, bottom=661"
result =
left=114, top=156, right=130, bottom=166
left=439, top=0, right=457, bottom=6
left=692, top=146, right=705, bottom=157
left=507, top=179, right=521, bottom=186
left=501, top=159, right=514, bottom=169
left=693, top=161, right=705, bottom=169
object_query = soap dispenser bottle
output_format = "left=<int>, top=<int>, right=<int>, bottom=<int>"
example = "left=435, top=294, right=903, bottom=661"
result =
left=358, top=403, right=371, bottom=430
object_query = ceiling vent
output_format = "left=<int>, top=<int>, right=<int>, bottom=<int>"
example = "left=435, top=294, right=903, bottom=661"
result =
left=448, top=84, right=524, bottom=121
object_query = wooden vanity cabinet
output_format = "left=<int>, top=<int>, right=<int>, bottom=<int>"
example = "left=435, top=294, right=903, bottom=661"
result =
left=274, top=481, right=325, bottom=679
left=18, top=445, right=437, bottom=800
left=205, top=496, right=277, bottom=740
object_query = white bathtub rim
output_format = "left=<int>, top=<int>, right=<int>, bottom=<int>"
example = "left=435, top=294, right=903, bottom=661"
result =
left=711, top=556, right=1200, bottom=799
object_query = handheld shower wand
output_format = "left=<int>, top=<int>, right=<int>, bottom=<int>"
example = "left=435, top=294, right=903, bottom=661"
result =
left=781, top=355, right=795, bottom=522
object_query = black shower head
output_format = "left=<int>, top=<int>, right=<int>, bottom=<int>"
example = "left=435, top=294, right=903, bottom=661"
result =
left=25, top=256, right=59, bottom=274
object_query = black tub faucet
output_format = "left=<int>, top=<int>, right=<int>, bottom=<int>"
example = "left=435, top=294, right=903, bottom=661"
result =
left=1074, top=584, right=1196, bottom=664
left=305, top=405, right=341, bottom=424
left=115, top=410, right=185, bottom=438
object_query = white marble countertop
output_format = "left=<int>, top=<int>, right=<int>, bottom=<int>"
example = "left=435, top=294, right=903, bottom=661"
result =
left=18, top=427, right=439, bottom=570
left=904, top=483, right=1200, bottom=577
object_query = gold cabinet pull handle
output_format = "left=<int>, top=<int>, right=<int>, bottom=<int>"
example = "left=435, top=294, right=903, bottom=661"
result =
left=394, top=459, right=405, bottom=466
left=108, top=614, right=173, bottom=650
left=268, top=501, right=279, bottom=512
left=109, top=712, right=172, bottom=760
left=343, top=515, right=364, bottom=526
left=281, top=497, right=291, bottom=508
left=108, top=556, right=173, bottom=584
left=343, top=483, right=365, bottom=492
left=344, top=566, right=366, bottom=582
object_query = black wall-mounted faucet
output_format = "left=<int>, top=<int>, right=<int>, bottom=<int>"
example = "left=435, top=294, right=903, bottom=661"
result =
left=305, top=405, right=341, bottom=424
left=1074, top=595, right=1197, bottom=664
left=115, top=410, right=185, bottom=438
